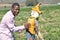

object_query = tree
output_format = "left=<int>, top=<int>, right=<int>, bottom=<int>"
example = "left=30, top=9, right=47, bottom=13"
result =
left=26, top=0, right=39, bottom=6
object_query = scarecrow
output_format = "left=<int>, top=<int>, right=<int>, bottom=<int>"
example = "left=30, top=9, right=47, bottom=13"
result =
left=26, top=3, right=44, bottom=40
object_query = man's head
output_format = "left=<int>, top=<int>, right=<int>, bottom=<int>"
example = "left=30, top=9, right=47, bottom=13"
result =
left=11, top=3, right=20, bottom=16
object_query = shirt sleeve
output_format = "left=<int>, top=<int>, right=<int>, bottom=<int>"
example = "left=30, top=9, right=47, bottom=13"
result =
left=13, top=25, right=25, bottom=32
left=6, top=18, right=25, bottom=32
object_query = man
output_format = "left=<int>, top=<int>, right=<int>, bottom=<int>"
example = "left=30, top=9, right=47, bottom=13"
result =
left=0, top=3, right=30, bottom=40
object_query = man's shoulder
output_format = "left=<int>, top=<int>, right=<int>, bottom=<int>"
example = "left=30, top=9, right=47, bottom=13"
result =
left=3, top=10, right=13, bottom=19
left=6, top=10, right=11, bottom=14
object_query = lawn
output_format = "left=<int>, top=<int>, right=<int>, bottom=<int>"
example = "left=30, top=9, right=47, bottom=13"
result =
left=0, top=5, right=60, bottom=40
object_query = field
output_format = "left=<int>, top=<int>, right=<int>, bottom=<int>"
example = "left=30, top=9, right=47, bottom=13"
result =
left=0, top=5, right=60, bottom=40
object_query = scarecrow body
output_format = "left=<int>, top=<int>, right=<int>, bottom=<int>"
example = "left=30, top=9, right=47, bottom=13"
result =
left=28, top=17, right=35, bottom=34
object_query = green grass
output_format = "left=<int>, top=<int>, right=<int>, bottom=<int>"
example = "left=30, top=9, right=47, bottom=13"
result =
left=0, top=5, right=60, bottom=40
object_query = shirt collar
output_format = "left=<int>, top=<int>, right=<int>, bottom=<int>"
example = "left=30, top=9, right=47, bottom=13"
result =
left=10, top=10, right=15, bottom=18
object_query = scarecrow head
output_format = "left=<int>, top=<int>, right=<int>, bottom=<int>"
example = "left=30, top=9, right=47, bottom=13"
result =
left=30, top=3, right=42, bottom=18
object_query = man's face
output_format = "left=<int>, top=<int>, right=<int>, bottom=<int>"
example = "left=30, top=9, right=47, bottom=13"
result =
left=12, top=5, right=20, bottom=16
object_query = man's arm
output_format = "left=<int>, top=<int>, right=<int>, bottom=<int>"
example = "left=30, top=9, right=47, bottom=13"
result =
left=6, top=18, right=30, bottom=32
left=6, top=18, right=25, bottom=32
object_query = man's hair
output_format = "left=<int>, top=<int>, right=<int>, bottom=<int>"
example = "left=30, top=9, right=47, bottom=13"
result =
left=12, top=3, right=20, bottom=8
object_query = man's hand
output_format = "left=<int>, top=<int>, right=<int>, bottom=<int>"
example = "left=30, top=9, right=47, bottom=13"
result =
left=24, top=22, right=30, bottom=29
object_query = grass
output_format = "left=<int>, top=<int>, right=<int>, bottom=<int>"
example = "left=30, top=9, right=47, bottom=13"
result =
left=0, top=5, right=60, bottom=40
